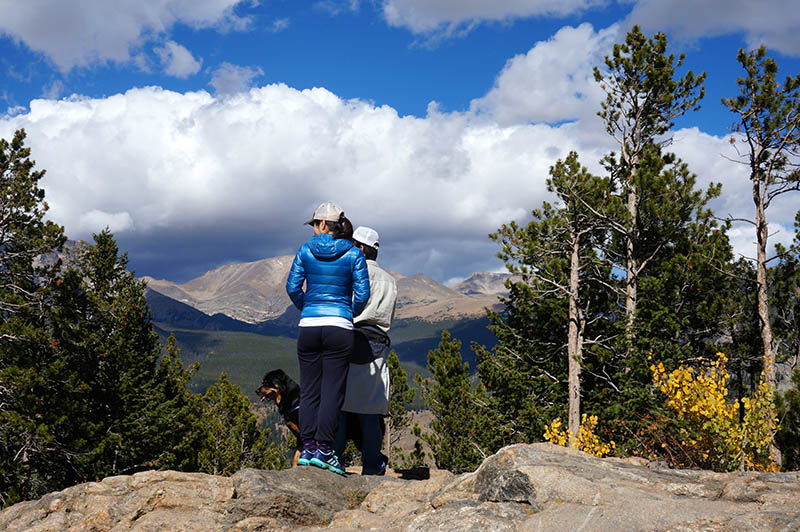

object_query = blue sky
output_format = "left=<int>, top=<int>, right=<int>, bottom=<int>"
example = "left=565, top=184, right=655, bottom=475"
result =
left=1, top=0, right=799, bottom=284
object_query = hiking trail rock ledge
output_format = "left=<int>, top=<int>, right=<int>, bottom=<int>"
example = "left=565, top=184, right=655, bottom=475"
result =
left=1, top=443, right=798, bottom=531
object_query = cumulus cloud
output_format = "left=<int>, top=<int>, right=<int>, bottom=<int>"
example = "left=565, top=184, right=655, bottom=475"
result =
left=209, top=63, right=265, bottom=95
left=0, top=82, right=609, bottom=281
left=155, top=41, right=203, bottom=78
left=381, top=0, right=602, bottom=35
left=0, top=0, right=250, bottom=72
left=471, top=23, right=619, bottom=126
left=627, top=0, right=800, bottom=56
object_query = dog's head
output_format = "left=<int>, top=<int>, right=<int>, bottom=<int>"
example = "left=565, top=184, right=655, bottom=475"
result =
left=255, top=369, right=298, bottom=406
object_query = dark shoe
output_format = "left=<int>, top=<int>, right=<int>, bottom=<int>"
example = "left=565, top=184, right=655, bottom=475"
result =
left=297, top=448, right=314, bottom=466
left=363, top=460, right=386, bottom=476
left=310, top=449, right=345, bottom=475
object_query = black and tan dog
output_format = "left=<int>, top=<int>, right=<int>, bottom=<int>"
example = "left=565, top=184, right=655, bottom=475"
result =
left=256, top=369, right=303, bottom=466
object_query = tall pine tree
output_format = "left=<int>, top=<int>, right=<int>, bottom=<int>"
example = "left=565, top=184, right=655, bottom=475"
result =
left=1, top=129, right=67, bottom=506
left=590, top=28, right=738, bottom=450
left=721, top=46, right=800, bottom=390
left=594, top=26, right=706, bottom=359
left=722, top=46, right=800, bottom=464
left=47, top=231, right=202, bottom=479
left=480, top=152, right=617, bottom=444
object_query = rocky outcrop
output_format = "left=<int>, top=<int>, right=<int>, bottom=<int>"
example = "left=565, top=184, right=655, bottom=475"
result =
left=0, top=467, right=394, bottom=532
left=325, top=444, right=800, bottom=532
left=2, top=444, right=799, bottom=532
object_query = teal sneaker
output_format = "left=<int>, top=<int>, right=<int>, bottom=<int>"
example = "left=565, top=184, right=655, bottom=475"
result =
left=297, top=448, right=314, bottom=466
left=310, top=448, right=345, bottom=475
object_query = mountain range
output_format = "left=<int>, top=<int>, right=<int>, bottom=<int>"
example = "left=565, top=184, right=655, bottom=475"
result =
left=141, top=255, right=510, bottom=325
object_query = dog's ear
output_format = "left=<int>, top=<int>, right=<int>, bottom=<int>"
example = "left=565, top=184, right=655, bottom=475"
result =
left=275, top=370, right=290, bottom=389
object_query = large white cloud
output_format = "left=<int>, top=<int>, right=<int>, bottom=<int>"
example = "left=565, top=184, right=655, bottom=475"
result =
left=0, top=0, right=249, bottom=72
left=0, top=82, right=606, bottom=279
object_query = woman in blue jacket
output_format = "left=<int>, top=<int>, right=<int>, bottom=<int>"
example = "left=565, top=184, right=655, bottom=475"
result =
left=285, top=202, right=370, bottom=475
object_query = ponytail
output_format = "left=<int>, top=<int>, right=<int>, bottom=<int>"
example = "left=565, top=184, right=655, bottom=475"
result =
left=331, top=214, right=354, bottom=240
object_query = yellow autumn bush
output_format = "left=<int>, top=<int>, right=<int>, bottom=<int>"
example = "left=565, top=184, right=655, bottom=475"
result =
left=650, top=352, right=778, bottom=472
left=544, top=414, right=616, bottom=457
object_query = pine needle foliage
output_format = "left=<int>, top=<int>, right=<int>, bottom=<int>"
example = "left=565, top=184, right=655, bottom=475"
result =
left=416, top=331, right=493, bottom=473
left=388, top=349, right=414, bottom=446
left=197, top=371, right=286, bottom=475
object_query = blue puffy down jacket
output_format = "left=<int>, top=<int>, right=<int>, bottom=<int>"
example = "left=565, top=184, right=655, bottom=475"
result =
left=286, top=233, right=370, bottom=320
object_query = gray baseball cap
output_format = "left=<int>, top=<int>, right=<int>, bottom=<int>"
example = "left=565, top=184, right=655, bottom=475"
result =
left=305, top=202, right=344, bottom=225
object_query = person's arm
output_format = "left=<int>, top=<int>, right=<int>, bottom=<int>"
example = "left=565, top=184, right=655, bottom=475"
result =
left=285, top=249, right=306, bottom=310
left=351, top=251, right=370, bottom=317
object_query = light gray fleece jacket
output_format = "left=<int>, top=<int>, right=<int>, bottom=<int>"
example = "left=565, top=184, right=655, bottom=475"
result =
left=343, top=260, right=398, bottom=415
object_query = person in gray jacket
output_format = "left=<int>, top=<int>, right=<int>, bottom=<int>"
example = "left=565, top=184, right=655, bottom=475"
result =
left=335, top=226, right=397, bottom=475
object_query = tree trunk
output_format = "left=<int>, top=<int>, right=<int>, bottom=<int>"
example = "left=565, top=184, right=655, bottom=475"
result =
left=753, top=174, right=781, bottom=466
left=625, top=179, right=638, bottom=359
left=567, top=233, right=583, bottom=445
left=754, top=187, right=775, bottom=386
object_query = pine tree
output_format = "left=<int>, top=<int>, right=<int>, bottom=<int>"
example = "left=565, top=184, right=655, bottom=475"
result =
left=47, top=231, right=203, bottom=479
left=594, top=26, right=706, bottom=359
left=197, top=372, right=285, bottom=475
left=416, top=331, right=492, bottom=473
left=1, top=131, right=284, bottom=507
left=721, top=47, right=800, bottom=464
left=388, top=349, right=414, bottom=449
left=482, top=152, right=617, bottom=444
left=596, top=147, right=738, bottom=448
left=587, top=28, right=742, bottom=452
left=721, top=47, right=800, bottom=391
left=474, top=28, right=737, bottom=459
left=0, top=129, right=67, bottom=507
left=387, top=349, right=427, bottom=469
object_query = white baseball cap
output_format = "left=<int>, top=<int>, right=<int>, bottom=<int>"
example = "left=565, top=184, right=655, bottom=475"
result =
left=353, top=226, right=380, bottom=248
left=305, top=202, right=344, bottom=225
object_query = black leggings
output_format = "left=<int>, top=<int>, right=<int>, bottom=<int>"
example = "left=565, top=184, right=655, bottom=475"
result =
left=297, top=326, right=353, bottom=446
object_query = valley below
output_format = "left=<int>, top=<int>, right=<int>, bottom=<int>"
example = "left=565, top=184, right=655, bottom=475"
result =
left=143, top=254, right=509, bottom=399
